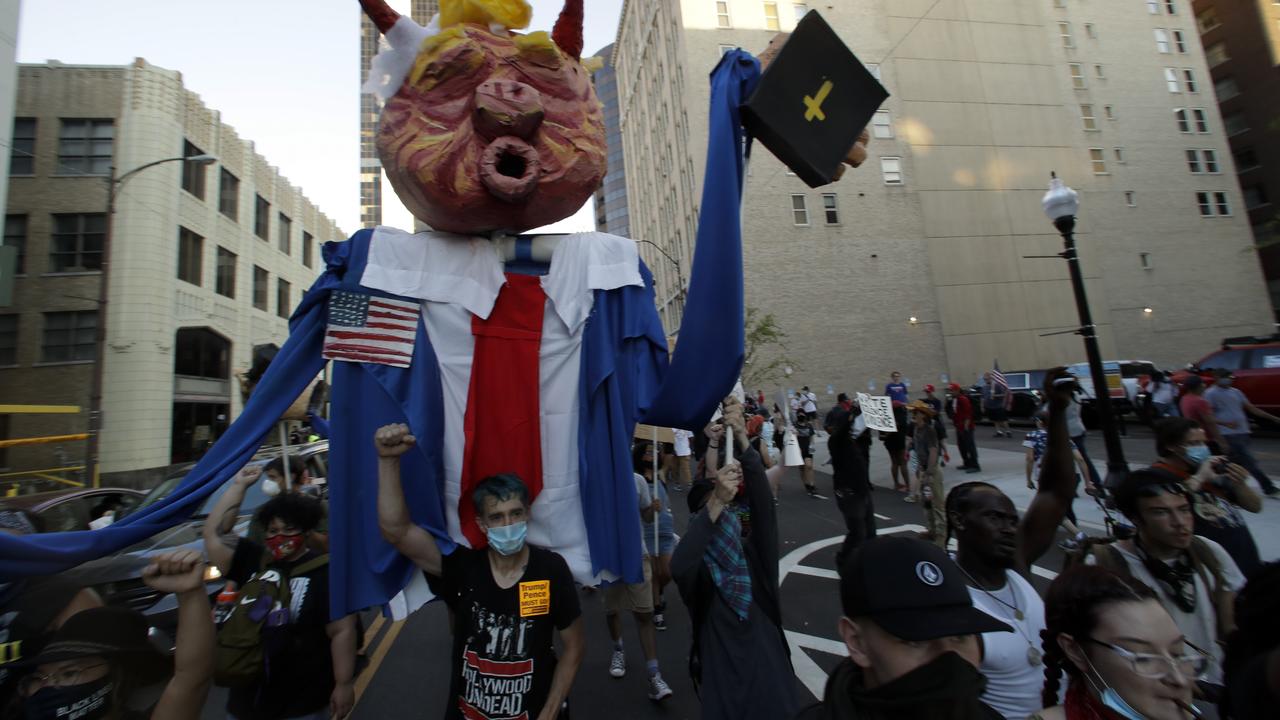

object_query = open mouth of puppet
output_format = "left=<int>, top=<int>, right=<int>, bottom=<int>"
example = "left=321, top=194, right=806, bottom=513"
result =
left=480, top=137, right=540, bottom=202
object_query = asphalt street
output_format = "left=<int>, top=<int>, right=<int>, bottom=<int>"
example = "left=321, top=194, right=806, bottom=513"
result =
left=199, top=425, right=1280, bottom=719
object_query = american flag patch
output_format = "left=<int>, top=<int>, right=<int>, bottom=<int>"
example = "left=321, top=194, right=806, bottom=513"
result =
left=322, top=291, right=419, bottom=368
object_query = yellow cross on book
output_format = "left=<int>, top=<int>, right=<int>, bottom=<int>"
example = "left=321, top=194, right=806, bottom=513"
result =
left=804, top=80, right=834, bottom=122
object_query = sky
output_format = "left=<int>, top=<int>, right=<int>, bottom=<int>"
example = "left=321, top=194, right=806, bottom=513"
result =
left=16, top=0, right=625, bottom=234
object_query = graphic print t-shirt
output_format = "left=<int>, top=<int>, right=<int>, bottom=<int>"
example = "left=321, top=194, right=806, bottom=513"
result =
left=435, top=546, right=581, bottom=720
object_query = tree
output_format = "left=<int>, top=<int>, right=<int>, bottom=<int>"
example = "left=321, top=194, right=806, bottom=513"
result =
left=742, top=306, right=797, bottom=391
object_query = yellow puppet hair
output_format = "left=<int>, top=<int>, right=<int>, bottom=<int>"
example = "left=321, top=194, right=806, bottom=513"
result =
left=439, top=0, right=532, bottom=30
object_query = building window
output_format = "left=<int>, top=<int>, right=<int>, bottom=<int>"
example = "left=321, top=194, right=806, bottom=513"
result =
left=1094, top=64, right=1105, bottom=79
left=822, top=193, right=839, bottom=224
left=219, top=169, right=240, bottom=220
left=1205, top=42, right=1229, bottom=67
left=1192, top=108, right=1208, bottom=133
left=1224, top=112, right=1248, bottom=136
left=253, top=266, right=269, bottom=311
left=719, top=44, right=735, bottom=56
left=5, top=214, right=26, bottom=275
left=763, top=2, right=779, bottom=31
left=177, top=227, right=203, bottom=286
left=181, top=140, right=207, bottom=199
left=1059, top=22, right=1073, bottom=48
left=1172, top=29, right=1187, bottom=53
left=278, top=212, right=292, bottom=254
left=215, top=247, right=236, bottom=298
left=1069, top=63, right=1085, bottom=89
left=1174, top=108, right=1190, bottom=132
left=1080, top=104, right=1097, bottom=131
left=302, top=231, right=314, bottom=269
left=881, top=157, right=903, bottom=185
left=1244, top=185, right=1270, bottom=210
left=1186, top=149, right=1202, bottom=173
left=1125, top=191, right=1137, bottom=207
left=277, top=278, right=292, bottom=319
left=872, top=111, right=893, bottom=138
left=1147, top=0, right=1160, bottom=14
left=0, top=315, right=15, bottom=366
left=1201, top=149, right=1219, bottom=173
left=1154, top=29, right=1170, bottom=53
left=1114, top=147, right=1126, bottom=164
left=1234, top=147, right=1260, bottom=172
left=57, top=119, right=113, bottom=176
left=50, top=213, right=105, bottom=272
left=1214, top=77, right=1240, bottom=101
left=41, top=310, right=96, bottom=363
left=1104, top=105, right=1116, bottom=120
left=10, top=118, right=34, bottom=176
left=1197, top=9, right=1220, bottom=33
left=1089, top=148, right=1107, bottom=174
left=791, top=194, right=809, bottom=225
left=1085, top=23, right=1097, bottom=39
left=867, top=63, right=881, bottom=80
left=1197, top=191, right=1230, bottom=216
left=1139, top=252, right=1152, bottom=269
left=1165, top=0, right=1177, bottom=14
left=793, top=2, right=807, bottom=21
left=716, top=1, right=731, bottom=28
left=1183, top=69, right=1197, bottom=93
left=254, top=195, right=270, bottom=240
left=1165, top=68, right=1180, bottom=93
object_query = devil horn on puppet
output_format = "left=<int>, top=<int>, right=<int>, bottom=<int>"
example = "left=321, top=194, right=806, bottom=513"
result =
left=552, top=0, right=584, bottom=58
left=359, top=0, right=400, bottom=33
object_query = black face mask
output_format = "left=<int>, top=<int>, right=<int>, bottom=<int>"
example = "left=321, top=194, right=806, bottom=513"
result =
left=841, top=651, right=991, bottom=720
left=23, top=676, right=113, bottom=720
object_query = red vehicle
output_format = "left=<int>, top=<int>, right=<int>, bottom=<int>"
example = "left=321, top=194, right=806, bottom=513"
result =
left=1173, top=334, right=1280, bottom=417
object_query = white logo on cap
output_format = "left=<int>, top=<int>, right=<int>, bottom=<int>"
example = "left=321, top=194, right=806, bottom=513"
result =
left=916, top=561, right=943, bottom=587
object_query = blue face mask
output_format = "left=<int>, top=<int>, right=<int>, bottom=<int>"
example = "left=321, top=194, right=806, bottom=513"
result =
left=1184, top=444, right=1212, bottom=468
left=486, top=521, right=527, bottom=556
left=1084, top=656, right=1147, bottom=720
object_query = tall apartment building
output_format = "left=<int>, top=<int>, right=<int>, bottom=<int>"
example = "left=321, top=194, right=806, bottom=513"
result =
left=359, top=0, right=439, bottom=229
left=1, top=59, right=344, bottom=487
left=592, top=43, right=632, bottom=237
left=1192, top=0, right=1280, bottom=314
left=615, top=0, right=1274, bottom=394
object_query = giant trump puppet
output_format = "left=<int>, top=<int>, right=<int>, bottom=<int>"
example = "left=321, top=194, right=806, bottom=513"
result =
left=0, top=0, right=883, bottom=621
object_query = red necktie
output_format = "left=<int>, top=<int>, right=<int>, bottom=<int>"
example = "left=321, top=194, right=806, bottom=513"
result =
left=458, top=274, right=545, bottom=548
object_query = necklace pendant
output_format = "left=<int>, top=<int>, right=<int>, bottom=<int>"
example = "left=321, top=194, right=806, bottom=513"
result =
left=1015, top=609, right=1024, bottom=621
left=1027, top=646, right=1043, bottom=667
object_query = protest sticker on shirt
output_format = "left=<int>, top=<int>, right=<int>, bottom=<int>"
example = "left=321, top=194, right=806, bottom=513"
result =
left=856, top=393, right=897, bottom=432
left=518, top=580, right=550, bottom=617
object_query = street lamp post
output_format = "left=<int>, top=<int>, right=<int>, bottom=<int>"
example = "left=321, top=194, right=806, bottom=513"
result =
left=85, top=153, right=216, bottom=485
left=1041, top=172, right=1128, bottom=490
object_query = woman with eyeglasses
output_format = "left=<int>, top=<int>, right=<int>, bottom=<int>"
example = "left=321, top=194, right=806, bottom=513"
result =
left=8, top=550, right=213, bottom=720
left=1034, top=565, right=1210, bottom=720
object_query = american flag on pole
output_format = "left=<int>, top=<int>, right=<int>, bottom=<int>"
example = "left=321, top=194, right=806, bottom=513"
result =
left=322, top=291, right=419, bottom=368
left=991, top=359, right=1013, bottom=410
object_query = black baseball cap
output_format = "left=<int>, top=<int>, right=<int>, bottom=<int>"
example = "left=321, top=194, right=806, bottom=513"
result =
left=839, top=537, right=1012, bottom=641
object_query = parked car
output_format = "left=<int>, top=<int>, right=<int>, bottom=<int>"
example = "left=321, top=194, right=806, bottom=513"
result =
left=58, top=441, right=329, bottom=640
left=0, top=487, right=146, bottom=532
left=966, top=369, right=1047, bottom=425
left=1172, top=334, right=1280, bottom=417
left=1068, top=360, right=1158, bottom=424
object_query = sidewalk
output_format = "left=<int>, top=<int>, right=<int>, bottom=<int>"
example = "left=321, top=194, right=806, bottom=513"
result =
left=806, top=431, right=1280, bottom=563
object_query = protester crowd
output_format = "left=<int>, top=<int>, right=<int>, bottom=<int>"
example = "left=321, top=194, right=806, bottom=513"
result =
left=2, top=367, right=1278, bottom=720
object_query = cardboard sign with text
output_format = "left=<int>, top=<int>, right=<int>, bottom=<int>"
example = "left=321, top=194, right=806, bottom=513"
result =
left=856, top=393, right=897, bottom=432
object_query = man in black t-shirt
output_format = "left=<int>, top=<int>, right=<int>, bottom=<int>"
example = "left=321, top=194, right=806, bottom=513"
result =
left=203, top=474, right=358, bottom=720
left=375, top=423, right=584, bottom=720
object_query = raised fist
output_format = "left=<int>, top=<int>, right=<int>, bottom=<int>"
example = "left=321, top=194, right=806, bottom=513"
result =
left=374, top=423, right=417, bottom=458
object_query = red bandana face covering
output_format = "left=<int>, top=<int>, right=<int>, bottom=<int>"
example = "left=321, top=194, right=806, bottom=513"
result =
left=265, top=533, right=304, bottom=561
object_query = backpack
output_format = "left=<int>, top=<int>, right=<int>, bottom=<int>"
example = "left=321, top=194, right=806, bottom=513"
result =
left=1088, top=540, right=1233, bottom=640
left=214, top=553, right=329, bottom=688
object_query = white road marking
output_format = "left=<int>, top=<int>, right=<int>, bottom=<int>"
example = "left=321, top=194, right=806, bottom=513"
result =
left=786, top=630, right=849, bottom=699
left=790, top=565, right=839, bottom=580
left=874, top=513, right=890, bottom=520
